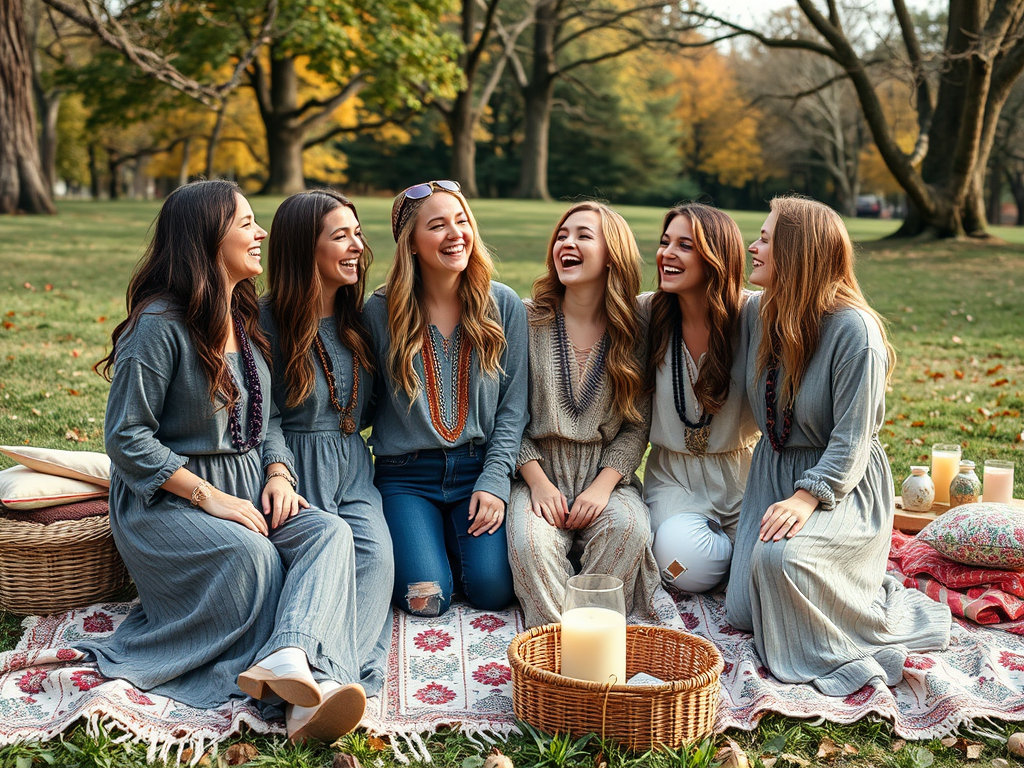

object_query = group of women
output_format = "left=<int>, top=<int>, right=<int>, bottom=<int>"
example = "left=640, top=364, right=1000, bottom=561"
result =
left=79, top=178, right=952, bottom=744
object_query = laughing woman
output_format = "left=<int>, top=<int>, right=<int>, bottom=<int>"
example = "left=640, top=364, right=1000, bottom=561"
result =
left=80, top=180, right=366, bottom=744
left=364, top=180, right=528, bottom=617
left=507, top=202, right=660, bottom=628
left=261, top=190, right=393, bottom=706
left=643, top=204, right=759, bottom=594
left=726, top=196, right=951, bottom=694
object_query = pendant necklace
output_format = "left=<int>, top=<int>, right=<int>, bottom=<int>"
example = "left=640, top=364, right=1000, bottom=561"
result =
left=671, top=323, right=713, bottom=455
left=312, top=332, right=360, bottom=435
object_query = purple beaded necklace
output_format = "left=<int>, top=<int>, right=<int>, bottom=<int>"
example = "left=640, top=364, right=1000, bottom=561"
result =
left=228, top=312, right=263, bottom=452
left=764, top=362, right=793, bottom=453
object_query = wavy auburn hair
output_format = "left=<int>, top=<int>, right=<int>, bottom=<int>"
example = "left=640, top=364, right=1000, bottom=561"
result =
left=96, top=180, right=269, bottom=407
left=647, top=203, right=745, bottom=415
left=755, top=195, right=895, bottom=407
left=531, top=202, right=645, bottom=424
left=264, top=190, right=375, bottom=409
left=385, top=187, right=505, bottom=400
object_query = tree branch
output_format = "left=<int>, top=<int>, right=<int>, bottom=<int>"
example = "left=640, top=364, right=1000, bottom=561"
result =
left=295, top=74, right=368, bottom=132
left=302, top=110, right=417, bottom=148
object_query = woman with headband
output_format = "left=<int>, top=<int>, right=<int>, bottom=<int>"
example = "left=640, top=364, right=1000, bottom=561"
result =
left=364, top=180, right=528, bottom=616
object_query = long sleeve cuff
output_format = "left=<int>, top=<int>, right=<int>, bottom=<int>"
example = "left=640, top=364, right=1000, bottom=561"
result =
left=473, top=464, right=512, bottom=504
left=137, top=450, right=188, bottom=505
left=795, top=476, right=837, bottom=511
left=516, top=437, right=544, bottom=471
left=598, top=446, right=642, bottom=485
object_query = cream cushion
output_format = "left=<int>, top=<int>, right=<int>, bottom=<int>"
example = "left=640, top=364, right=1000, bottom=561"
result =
left=0, top=465, right=108, bottom=510
left=0, top=445, right=110, bottom=487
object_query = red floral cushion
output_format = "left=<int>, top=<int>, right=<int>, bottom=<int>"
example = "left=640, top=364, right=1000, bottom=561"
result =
left=918, top=502, right=1024, bottom=570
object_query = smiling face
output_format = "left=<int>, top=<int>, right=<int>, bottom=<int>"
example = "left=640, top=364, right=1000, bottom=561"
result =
left=411, top=193, right=473, bottom=279
left=315, top=204, right=364, bottom=292
left=219, top=194, right=266, bottom=285
left=748, top=210, right=777, bottom=288
left=656, top=213, right=707, bottom=296
left=552, top=210, right=608, bottom=288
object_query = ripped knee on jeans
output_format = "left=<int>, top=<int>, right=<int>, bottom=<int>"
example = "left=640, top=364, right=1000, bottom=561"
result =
left=405, top=581, right=443, bottom=616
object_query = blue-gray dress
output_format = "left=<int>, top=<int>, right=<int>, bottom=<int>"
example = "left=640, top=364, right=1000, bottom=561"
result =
left=726, top=293, right=951, bottom=695
left=260, top=306, right=393, bottom=698
left=78, top=302, right=362, bottom=709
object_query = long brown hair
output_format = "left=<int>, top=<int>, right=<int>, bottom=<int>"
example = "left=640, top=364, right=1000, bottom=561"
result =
left=385, top=186, right=505, bottom=400
left=265, top=190, right=375, bottom=408
left=531, top=202, right=645, bottom=423
left=647, top=203, right=745, bottom=415
left=96, top=179, right=269, bottom=407
left=755, top=195, right=895, bottom=407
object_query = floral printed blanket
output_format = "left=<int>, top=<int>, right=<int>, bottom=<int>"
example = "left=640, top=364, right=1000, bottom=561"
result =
left=4, top=578, right=1024, bottom=760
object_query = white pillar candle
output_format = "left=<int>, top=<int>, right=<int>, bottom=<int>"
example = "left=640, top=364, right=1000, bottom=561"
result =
left=560, top=606, right=626, bottom=685
left=984, top=461, right=1015, bottom=504
left=932, top=444, right=961, bottom=506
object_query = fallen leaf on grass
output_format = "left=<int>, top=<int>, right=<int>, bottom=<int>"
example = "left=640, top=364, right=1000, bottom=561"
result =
left=31, top=408, right=41, bottom=416
left=911, top=421, right=926, bottom=427
left=951, top=335, right=963, bottom=344
left=67, top=389, right=80, bottom=396
left=992, top=378, right=1009, bottom=387
left=96, top=316, right=107, bottom=323
left=816, top=738, right=838, bottom=760
left=482, top=747, right=515, bottom=768
left=332, top=755, right=362, bottom=768
left=979, top=407, right=993, bottom=418
left=954, top=370, right=965, bottom=379
left=993, top=758, right=1011, bottom=768
left=23, top=282, right=33, bottom=290
left=891, top=739, right=906, bottom=752
left=64, top=429, right=88, bottom=442
left=843, top=743, right=858, bottom=755
left=941, top=737, right=982, bottom=759
left=71, top=349, right=81, bottom=358
left=987, top=365, right=1004, bottom=375
left=2, top=322, right=15, bottom=330
left=221, top=743, right=259, bottom=766
left=714, top=737, right=749, bottom=768
left=366, top=736, right=387, bottom=751
left=778, top=753, right=810, bottom=767
left=4, top=311, right=12, bottom=317
left=761, top=758, right=776, bottom=768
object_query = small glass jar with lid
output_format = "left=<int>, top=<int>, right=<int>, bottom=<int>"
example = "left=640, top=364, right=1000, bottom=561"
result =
left=901, top=466, right=935, bottom=512
left=949, top=460, right=982, bottom=507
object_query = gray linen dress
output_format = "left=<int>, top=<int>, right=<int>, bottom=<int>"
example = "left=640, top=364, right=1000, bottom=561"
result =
left=78, top=303, right=362, bottom=709
left=726, top=293, right=952, bottom=695
left=507, top=301, right=661, bottom=628
left=260, top=307, right=393, bottom=698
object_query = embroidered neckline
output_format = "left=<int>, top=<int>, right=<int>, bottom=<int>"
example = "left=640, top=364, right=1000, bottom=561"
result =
left=312, top=331, right=360, bottom=436
left=553, top=310, right=608, bottom=421
left=228, top=313, right=263, bottom=452
left=422, top=324, right=472, bottom=442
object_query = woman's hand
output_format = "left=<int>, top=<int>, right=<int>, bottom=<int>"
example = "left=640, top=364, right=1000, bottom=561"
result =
left=565, top=468, right=621, bottom=530
left=262, top=475, right=310, bottom=530
left=200, top=488, right=270, bottom=536
left=527, top=478, right=569, bottom=528
left=468, top=490, right=506, bottom=536
left=760, top=490, right=819, bottom=541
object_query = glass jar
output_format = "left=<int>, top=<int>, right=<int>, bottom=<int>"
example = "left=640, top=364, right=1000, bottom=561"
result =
left=559, top=574, right=626, bottom=684
left=901, top=466, right=935, bottom=512
left=949, top=460, right=982, bottom=507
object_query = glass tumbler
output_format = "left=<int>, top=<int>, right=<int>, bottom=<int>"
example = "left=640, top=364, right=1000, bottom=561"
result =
left=931, top=443, right=962, bottom=506
left=559, top=574, right=626, bottom=685
left=984, top=460, right=1015, bottom=503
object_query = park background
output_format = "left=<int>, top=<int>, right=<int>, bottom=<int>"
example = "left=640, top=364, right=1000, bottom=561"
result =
left=1, top=0, right=1024, bottom=765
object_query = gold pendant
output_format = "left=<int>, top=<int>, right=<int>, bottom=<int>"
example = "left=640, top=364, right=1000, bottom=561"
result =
left=684, top=424, right=710, bottom=455
left=341, top=415, right=357, bottom=435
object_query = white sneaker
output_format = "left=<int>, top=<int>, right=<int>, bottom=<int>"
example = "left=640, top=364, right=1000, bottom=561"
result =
left=237, top=647, right=321, bottom=707
left=286, top=682, right=366, bottom=745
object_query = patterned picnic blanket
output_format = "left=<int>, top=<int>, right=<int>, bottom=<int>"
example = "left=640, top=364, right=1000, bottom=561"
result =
left=4, top=578, right=1024, bottom=761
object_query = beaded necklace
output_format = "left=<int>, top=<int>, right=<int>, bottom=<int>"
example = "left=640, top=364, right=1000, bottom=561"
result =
left=764, top=362, right=793, bottom=452
left=312, top=331, right=360, bottom=436
left=553, top=310, right=608, bottom=421
left=422, top=324, right=472, bottom=442
left=670, top=323, right=713, bottom=455
left=228, top=313, right=263, bottom=452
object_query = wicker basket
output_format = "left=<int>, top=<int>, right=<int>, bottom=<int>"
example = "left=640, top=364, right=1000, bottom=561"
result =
left=509, top=623, right=723, bottom=750
left=0, top=510, right=131, bottom=615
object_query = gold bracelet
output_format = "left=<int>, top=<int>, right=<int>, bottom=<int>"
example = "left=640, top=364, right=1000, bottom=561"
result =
left=267, top=470, right=297, bottom=489
left=190, top=479, right=213, bottom=507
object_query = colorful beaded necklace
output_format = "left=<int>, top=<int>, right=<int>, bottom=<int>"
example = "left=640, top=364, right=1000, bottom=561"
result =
left=553, top=310, right=608, bottom=421
left=422, top=324, right=472, bottom=442
left=670, top=323, right=713, bottom=455
left=764, top=362, right=793, bottom=452
left=312, top=331, right=360, bottom=436
left=228, top=313, right=263, bottom=452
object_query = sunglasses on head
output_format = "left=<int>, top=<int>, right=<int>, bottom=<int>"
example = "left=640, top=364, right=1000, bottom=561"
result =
left=391, top=180, right=462, bottom=241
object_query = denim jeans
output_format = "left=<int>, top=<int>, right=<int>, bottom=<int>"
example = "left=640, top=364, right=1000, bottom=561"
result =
left=374, top=444, right=515, bottom=616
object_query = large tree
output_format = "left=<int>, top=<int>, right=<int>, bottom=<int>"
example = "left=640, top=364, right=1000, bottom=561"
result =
left=694, top=0, right=1024, bottom=238
left=43, top=0, right=462, bottom=195
left=1, top=0, right=56, bottom=214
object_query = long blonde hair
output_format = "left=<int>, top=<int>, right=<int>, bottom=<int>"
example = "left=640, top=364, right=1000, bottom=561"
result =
left=756, top=195, right=895, bottom=407
left=531, top=201, right=646, bottom=424
left=647, top=203, right=745, bottom=414
left=385, top=188, right=505, bottom=399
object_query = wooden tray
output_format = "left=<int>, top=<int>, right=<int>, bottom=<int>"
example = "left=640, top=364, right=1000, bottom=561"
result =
left=894, top=496, right=1024, bottom=533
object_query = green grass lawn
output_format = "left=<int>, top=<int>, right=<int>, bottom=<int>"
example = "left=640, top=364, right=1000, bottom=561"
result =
left=1, top=199, right=1023, bottom=767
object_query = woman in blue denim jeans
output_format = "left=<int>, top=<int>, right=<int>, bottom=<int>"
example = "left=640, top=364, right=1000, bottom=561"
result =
left=364, top=180, right=529, bottom=616
left=260, top=190, right=394, bottom=706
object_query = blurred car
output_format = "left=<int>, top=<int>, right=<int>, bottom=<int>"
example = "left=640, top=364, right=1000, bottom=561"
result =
left=856, top=194, right=885, bottom=218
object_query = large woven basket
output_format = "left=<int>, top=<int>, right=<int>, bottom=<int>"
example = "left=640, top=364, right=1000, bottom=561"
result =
left=509, top=623, right=723, bottom=750
left=0, top=509, right=131, bottom=615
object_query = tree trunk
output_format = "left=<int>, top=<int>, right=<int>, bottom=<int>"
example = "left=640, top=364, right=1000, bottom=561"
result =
left=448, top=91, right=479, bottom=198
left=260, top=56, right=305, bottom=195
left=514, top=0, right=557, bottom=200
left=108, top=157, right=121, bottom=199
left=987, top=161, right=1003, bottom=225
left=1008, top=169, right=1024, bottom=226
left=178, top=137, right=192, bottom=187
left=88, top=142, right=101, bottom=199
left=206, top=106, right=225, bottom=177
left=0, top=0, right=56, bottom=214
